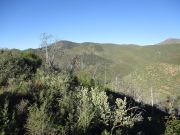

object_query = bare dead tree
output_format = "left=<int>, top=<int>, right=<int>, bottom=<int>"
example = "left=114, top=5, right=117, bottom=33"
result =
left=114, top=74, right=122, bottom=91
left=150, top=87, right=154, bottom=107
left=40, top=33, right=64, bottom=69
left=40, top=33, right=52, bottom=66
left=49, top=39, right=64, bottom=68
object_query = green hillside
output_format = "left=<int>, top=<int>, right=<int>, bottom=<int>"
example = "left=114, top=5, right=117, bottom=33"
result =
left=36, top=41, right=180, bottom=111
left=124, top=63, right=180, bottom=109
left=46, top=41, right=180, bottom=75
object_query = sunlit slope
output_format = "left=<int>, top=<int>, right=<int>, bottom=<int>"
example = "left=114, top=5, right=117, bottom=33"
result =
left=123, top=63, right=180, bottom=107
left=48, top=41, right=180, bottom=78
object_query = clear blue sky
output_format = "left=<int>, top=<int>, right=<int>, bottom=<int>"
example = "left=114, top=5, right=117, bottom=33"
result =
left=0, top=0, right=180, bottom=49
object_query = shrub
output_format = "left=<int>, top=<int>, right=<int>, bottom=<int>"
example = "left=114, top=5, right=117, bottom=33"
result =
left=91, top=87, right=110, bottom=125
left=76, top=87, right=95, bottom=133
left=111, top=97, right=142, bottom=134
left=165, top=117, right=180, bottom=135
left=0, top=98, right=17, bottom=134
left=0, top=51, right=41, bottom=88
left=101, top=129, right=111, bottom=135
left=26, top=101, right=56, bottom=135
left=16, top=99, right=29, bottom=115
left=77, top=71, right=92, bottom=87
left=0, top=99, right=9, bottom=134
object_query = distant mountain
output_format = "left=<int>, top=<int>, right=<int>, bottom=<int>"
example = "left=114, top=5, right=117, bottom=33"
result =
left=158, top=38, right=180, bottom=45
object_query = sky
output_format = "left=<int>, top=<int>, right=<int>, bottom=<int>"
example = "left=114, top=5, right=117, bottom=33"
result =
left=0, top=0, right=180, bottom=50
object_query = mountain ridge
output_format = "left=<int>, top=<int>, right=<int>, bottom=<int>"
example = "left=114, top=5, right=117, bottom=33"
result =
left=51, top=38, right=180, bottom=48
left=157, top=38, right=180, bottom=45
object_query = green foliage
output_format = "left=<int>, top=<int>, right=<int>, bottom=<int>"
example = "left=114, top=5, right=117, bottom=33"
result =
left=74, top=87, right=142, bottom=134
left=0, top=98, right=17, bottom=134
left=0, top=99, right=9, bottom=134
left=21, top=50, right=42, bottom=67
left=114, top=98, right=136, bottom=127
left=77, top=71, right=92, bottom=86
left=124, top=63, right=180, bottom=109
left=26, top=102, right=56, bottom=135
left=0, top=50, right=41, bottom=88
left=76, top=87, right=95, bottom=132
left=165, top=117, right=180, bottom=135
left=91, top=87, right=110, bottom=125
left=16, top=99, right=29, bottom=115
left=101, top=129, right=111, bottom=135
left=110, top=97, right=142, bottom=134
left=21, top=50, right=37, bottom=58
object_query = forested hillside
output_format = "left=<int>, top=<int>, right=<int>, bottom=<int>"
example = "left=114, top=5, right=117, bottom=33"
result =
left=0, top=41, right=180, bottom=135
left=34, top=40, right=180, bottom=113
